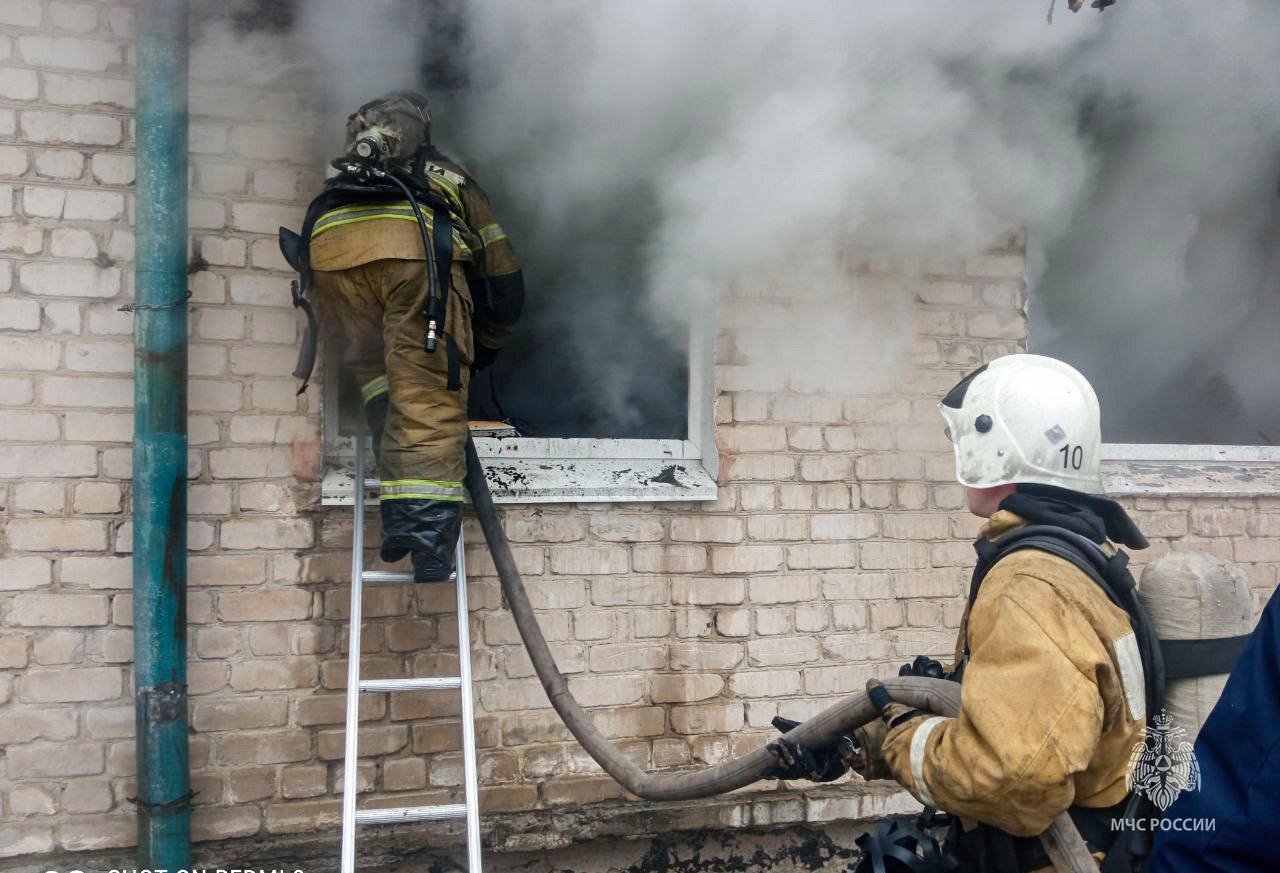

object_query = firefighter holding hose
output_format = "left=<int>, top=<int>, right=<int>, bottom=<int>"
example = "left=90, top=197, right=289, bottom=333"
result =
left=281, top=91, right=524, bottom=582
left=768, top=354, right=1158, bottom=872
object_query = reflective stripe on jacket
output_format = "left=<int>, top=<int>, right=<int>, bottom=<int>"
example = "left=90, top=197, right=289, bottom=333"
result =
left=309, top=199, right=473, bottom=270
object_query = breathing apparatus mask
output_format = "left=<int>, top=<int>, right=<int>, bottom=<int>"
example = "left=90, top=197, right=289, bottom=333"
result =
left=352, top=127, right=391, bottom=164
left=332, top=127, right=394, bottom=181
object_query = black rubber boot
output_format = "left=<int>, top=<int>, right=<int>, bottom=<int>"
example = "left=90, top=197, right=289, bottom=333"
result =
left=412, top=549, right=456, bottom=583
left=380, top=497, right=463, bottom=582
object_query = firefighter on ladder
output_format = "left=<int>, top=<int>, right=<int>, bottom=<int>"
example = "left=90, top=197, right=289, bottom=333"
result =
left=286, top=91, right=524, bottom=582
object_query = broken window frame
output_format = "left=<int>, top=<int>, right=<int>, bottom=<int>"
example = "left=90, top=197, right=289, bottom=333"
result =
left=319, top=310, right=719, bottom=505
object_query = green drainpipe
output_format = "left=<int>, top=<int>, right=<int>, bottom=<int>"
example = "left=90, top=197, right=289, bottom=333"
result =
left=132, top=0, right=191, bottom=864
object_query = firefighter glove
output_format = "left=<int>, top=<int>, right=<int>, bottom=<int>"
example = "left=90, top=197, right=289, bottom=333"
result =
left=898, top=655, right=947, bottom=680
left=764, top=716, right=852, bottom=783
left=853, top=679, right=932, bottom=781
left=850, top=718, right=892, bottom=780
left=867, top=678, right=930, bottom=730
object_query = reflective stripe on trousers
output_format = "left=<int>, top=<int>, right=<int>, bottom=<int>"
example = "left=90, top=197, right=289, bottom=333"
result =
left=361, top=374, right=389, bottom=403
left=380, top=479, right=465, bottom=502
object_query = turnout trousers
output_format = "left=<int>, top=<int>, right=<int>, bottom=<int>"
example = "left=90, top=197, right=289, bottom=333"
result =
left=311, top=258, right=474, bottom=581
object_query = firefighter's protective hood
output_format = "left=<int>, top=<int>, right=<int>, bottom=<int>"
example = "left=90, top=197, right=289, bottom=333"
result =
left=940, top=354, right=1103, bottom=494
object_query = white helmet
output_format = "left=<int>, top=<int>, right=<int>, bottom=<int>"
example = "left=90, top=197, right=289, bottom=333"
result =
left=938, top=354, right=1103, bottom=493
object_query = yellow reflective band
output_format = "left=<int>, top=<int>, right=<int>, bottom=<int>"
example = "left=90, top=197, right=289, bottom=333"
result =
left=361, top=375, right=389, bottom=402
left=321, top=202, right=415, bottom=218
left=381, top=478, right=463, bottom=488
left=380, top=493, right=465, bottom=503
left=426, top=173, right=465, bottom=214
left=478, top=222, right=506, bottom=245
left=379, top=478, right=465, bottom=501
left=317, top=202, right=422, bottom=221
left=312, top=204, right=431, bottom=237
left=311, top=204, right=472, bottom=257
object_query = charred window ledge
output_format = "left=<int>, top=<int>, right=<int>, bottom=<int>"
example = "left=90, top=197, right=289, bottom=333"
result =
left=1102, top=444, right=1280, bottom=496
left=322, top=437, right=718, bottom=505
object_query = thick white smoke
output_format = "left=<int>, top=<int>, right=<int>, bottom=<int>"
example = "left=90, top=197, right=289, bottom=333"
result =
left=458, top=2, right=1101, bottom=301
left=209, top=1, right=1280, bottom=440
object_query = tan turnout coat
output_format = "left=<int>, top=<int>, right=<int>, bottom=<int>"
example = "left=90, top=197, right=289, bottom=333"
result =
left=881, top=510, right=1147, bottom=838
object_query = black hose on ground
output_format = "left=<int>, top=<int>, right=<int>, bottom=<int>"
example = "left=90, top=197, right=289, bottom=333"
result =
left=461, top=440, right=1098, bottom=871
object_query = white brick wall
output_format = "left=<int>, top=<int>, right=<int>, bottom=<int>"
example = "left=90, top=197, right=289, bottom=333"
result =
left=1, top=0, right=1277, bottom=862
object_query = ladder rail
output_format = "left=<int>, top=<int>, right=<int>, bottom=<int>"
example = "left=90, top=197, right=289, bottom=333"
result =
left=455, top=538, right=483, bottom=873
left=339, top=421, right=367, bottom=873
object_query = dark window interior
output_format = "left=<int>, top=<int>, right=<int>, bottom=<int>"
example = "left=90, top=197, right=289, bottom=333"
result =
left=456, top=165, right=688, bottom=440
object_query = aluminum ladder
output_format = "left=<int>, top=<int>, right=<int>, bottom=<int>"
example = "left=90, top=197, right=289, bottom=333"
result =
left=340, top=423, right=483, bottom=873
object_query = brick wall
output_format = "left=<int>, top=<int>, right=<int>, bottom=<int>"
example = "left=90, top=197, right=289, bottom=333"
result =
left=1, top=0, right=1277, bottom=862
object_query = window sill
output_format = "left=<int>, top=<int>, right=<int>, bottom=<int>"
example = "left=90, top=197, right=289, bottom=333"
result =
left=1102, top=444, right=1280, bottom=496
left=321, top=437, right=719, bottom=505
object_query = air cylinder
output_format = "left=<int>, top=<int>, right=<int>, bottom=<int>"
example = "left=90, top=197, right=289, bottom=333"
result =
left=1138, top=551, right=1255, bottom=743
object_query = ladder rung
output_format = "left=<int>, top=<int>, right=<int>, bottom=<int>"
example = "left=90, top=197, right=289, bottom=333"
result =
left=361, top=570, right=457, bottom=584
left=358, top=677, right=462, bottom=693
left=355, top=803, right=468, bottom=825
left=362, top=570, right=413, bottom=584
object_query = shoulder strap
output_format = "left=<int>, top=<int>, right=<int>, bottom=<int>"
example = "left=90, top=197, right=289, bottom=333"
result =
left=974, top=530, right=1118, bottom=605
left=970, top=525, right=1166, bottom=720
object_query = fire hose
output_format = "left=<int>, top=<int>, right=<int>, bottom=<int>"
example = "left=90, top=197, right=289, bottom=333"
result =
left=462, top=441, right=1099, bottom=873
